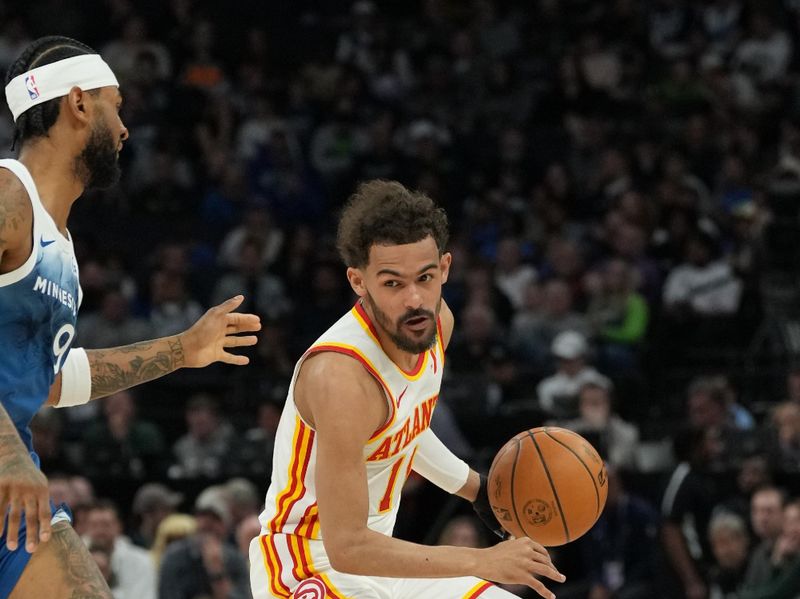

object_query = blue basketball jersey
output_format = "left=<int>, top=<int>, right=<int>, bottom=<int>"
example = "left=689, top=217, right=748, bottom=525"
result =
left=0, top=159, right=81, bottom=467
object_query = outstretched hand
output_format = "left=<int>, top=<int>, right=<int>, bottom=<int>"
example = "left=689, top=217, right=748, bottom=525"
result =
left=180, top=295, right=262, bottom=368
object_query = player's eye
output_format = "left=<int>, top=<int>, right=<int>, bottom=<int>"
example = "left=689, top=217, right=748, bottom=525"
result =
left=384, top=280, right=399, bottom=288
left=419, top=274, right=433, bottom=282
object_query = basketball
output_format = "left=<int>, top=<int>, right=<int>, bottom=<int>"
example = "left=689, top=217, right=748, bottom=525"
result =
left=487, top=426, right=608, bottom=546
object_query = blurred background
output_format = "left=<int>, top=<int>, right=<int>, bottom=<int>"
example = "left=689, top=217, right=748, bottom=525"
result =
left=10, top=0, right=800, bottom=597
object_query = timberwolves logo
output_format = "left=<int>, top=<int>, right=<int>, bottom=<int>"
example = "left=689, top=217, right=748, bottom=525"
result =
left=293, top=578, right=325, bottom=599
left=25, top=74, right=39, bottom=100
left=523, top=499, right=554, bottom=527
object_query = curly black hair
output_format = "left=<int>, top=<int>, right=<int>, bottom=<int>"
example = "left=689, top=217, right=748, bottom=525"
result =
left=336, top=180, right=449, bottom=268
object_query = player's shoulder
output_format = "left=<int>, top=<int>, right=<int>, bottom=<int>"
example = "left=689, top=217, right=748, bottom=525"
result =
left=0, top=166, right=32, bottom=244
left=301, top=350, right=375, bottom=385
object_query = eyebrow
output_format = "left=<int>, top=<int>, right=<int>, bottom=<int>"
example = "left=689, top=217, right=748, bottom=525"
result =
left=376, top=263, right=438, bottom=277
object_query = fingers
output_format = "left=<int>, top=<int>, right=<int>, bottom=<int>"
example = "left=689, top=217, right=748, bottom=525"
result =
left=23, top=496, right=39, bottom=552
left=37, top=494, right=51, bottom=545
left=532, top=560, right=566, bottom=583
left=220, top=295, right=245, bottom=311
left=222, top=335, right=258, bottom=348
left=527, top=577, right=556, bottom=599
left=6, top=498, right=21, bottom=551
left=227, top=312, right=262, bottom=332
left=221, top=352, right=250, bottom=366
left=0, top=489, right=7, bottom=539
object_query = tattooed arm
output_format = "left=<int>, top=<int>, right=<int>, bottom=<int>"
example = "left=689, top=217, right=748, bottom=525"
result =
left=47, top=295, right=261, bottom=403
left=86, top=336, right=186, bottom=400
left=0, top=168, right=32, bottom=273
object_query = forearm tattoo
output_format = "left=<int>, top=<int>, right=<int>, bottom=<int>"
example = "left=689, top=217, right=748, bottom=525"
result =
left=88, top=337, right=185, bottom=399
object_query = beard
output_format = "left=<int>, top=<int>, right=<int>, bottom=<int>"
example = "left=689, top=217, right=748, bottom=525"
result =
left=75, top=119, right=121, bottom=190
left=365, top=292, right=439, bottom=354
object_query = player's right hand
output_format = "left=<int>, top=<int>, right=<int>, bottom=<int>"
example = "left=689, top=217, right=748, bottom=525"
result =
left=477, top=537, right=565, bottom=599
left=0, top=450, right=51, bottom=553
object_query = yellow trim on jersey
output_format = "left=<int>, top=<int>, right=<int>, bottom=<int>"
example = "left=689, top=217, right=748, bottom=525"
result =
left=259, top=535, right=291, bottom=599
left=463, top=580, right=494, bottom=598
left=319, top=572, right=354, bottom=599
left=269, top=417, right=314, bottom=533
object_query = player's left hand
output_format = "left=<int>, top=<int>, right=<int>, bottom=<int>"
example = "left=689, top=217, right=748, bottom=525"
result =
left=180, top=295, right=261, bottom=368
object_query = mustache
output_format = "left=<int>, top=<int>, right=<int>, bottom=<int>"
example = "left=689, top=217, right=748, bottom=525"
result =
left=398, top=308, right=435, bottom=324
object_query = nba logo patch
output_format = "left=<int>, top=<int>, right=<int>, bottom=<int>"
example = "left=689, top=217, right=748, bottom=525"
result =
left=25, top=74, right=39, bottom=100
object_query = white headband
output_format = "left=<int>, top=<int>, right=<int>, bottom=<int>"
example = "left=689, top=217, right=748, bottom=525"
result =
left=5, top=54, right=118, bottom=122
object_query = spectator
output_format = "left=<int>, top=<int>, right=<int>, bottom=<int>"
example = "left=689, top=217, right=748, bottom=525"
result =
left=744, top=486, right=788, bottom=588
left=131, top=483, right=184, bottom=549
left=158, top=486, right=250, bottom=599
left=686, top=377, right=750, bottom=471
left=85, top=499, right=157, bottom=599
left=217, top=206, right=285, bottom=271
left=223, top=478, right=261, bottom=531
left=764, top=402, right=800, bottom=473
left=707, top=512, right=750, bottom=599
left=663, top=231, right=743, bottom=318
left=660, top=426, right=720, bottom=599
left=77, top=287, right=153, bottom=349
left=740, top=499, right=800, bottom=599
left=537, top=331, right=612, bottom=419
left=586, top=258, right=649, bottom=374
left=493, top=237, right=537, bottom=310
left=171, top=394, right=235, bottom=479
left=151, top=513, right=197, bottom=571
left=148, top=269, right=204, bottom=338
left=230, top=399, right=282, bottom=478
left=512, top=279, right=591, bottom=364
left=561, top=467, right=658, bottom=599
left=211, top=236, right=291, bottom=320
left=236, top=515, right=262, bottom=565
left=559, top=382, right=640, bottom=469
left=84, top=390, right=167, bottom=479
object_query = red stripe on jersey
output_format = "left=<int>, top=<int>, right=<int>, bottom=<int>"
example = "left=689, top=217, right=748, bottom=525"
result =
left=261, top=535, right=292, bottom=598
left=464, top=581, right=494, bottom=598
left=269, top=421, right=314, bottom=533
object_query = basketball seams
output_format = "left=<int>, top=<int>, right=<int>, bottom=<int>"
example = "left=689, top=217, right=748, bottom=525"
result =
left=527, top=431, right=571, bottom=544
left=543, top=429, right=601, bottom=519
left=509, top=438, right=526, bottom=538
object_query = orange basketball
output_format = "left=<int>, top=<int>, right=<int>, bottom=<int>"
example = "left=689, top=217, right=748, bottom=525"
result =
left=487, top=426, right=608, bottom=546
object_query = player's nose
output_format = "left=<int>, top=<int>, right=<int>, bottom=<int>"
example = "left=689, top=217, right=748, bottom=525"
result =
left=404, top=285, right=423, bottom=309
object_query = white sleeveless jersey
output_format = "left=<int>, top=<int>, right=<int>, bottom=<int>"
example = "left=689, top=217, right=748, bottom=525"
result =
left=258, top=301, right=445, bottom=540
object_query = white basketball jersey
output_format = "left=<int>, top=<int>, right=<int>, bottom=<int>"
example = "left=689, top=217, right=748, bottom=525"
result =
left=258, top=301, right=445, bottom=540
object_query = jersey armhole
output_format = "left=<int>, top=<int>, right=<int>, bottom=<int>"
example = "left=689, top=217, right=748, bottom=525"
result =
left=303, top=345, right=397, bottom=441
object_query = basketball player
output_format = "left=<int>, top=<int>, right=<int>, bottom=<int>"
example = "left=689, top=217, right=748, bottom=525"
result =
left=0, top=36, right=260, bottom=598
left=250, top=180, right=564, bottom=599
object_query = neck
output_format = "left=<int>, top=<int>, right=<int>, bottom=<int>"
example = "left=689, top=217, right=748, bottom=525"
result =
left=18, top=137, right=84, bottom=233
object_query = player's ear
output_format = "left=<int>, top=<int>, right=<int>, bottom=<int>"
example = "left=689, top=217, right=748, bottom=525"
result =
left=440, top=252, right=452, bottom=284
left=64, top=86, right=91, bottom=125
left=347, top=267, right=367, bottom=297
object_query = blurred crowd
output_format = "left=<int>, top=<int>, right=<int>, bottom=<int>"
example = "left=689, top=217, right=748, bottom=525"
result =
left=7, top=0, right=800, bottom=596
